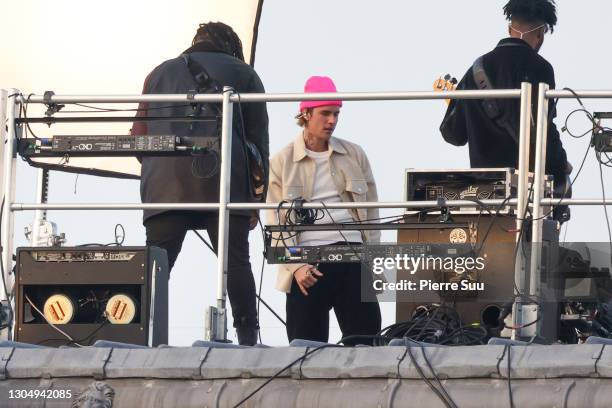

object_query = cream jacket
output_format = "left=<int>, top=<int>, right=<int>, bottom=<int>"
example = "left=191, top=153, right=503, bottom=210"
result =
left=267, top=133, right=380, bottom=293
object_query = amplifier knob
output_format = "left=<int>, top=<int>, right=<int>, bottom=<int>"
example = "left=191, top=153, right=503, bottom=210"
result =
left=44, top=294, right=75, bottom=324
left=105, top=294, right=137, bottom=324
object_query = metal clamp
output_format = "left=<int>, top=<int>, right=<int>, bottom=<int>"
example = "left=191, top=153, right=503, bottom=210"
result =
left=43, top=91, right=64, bottom=117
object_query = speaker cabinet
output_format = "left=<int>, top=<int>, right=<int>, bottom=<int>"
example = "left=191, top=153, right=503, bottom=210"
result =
left=396, top=214, right=558, bottom=336
left=15, top=246, right=168, bottom=347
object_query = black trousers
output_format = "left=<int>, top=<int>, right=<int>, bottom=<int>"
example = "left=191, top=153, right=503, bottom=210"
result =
left=144, top=211, right=257, bottom=329
left=286, top=261, right=381, bottom=345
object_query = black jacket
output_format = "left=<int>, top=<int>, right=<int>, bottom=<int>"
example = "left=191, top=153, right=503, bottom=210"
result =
left=132, top=46, right=269, bottom=221
left=440, top=38, right=568, bottom=182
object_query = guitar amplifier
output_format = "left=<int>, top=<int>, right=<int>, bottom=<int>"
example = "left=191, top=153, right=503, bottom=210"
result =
left=404, top=168, right=553, bottom=214
left=396, top=214, right=560, bottom=339
left=15, top=246, right=168, bottom=347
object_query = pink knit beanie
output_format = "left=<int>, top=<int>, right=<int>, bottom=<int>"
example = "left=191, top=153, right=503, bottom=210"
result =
left=299, top=76, right=343, bottom=111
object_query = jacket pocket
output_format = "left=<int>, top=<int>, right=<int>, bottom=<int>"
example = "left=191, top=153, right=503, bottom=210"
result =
left=283, top=185, right=304, bottom=200
left=345, top=179, right=368, bottom=199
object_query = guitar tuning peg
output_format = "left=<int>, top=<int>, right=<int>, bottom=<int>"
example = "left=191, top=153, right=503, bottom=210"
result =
left=444, top=74, right=451, bottom=80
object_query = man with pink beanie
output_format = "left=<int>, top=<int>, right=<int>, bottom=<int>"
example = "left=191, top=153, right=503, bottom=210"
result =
left=267, top=76, right=381, bottom=345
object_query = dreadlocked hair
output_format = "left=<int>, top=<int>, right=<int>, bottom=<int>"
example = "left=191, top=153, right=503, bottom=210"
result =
left=503, top=0, right=557, bottom=33
left=192, top=22, right=245, bottom=61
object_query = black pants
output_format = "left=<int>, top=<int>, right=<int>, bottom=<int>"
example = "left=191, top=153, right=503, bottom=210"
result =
left=286, top=261, right=381, bottom=345
left=144, top=211, right=257, bottom=329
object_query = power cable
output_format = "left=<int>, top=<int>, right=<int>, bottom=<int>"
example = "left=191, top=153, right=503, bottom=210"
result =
left=419, top=343, right=458, bottom=408
left=560, top=88, right=612, bottom=264
left=254, top=215, right=289, bottom=341
left=508, top=87, right=603, bottom=314
left=77, top=224, right=128, bottom=247
left=405, top=343, right=457, bottom=408
left=339, top=331, right=460, bottom=408
left=61, top=102, right=194, bottom=113
left=319, top=201, right=363, bottom=262
left=192, top=230, right=215, bottom=253
left=507, top=345, right=515, bottom=408
left=256, top=216, right=266, bottom=343
left=21, top=93, right=42, bottom=140
left=596, top=157, right=612, bottom=266
left=255, top=294, right=285, bottom=327
left=377, top=304, right=487, bottom=346
left=524, top=94, right=601, bottom=223
left=113, top=223, right=125, bottom=245
left=191, top=220, right=286, bottom=335
left=232, top=344, right=334, bottom=408
left=36, top=320, right=110, bottom=347
left=24, top=294, right=82, bottom=347
left=233, top=331, right=459, bottom=408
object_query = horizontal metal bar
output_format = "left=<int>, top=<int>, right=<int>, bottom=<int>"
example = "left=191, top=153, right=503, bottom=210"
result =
left=21, top=89, right=612, bottom=105
left=547, top=90, right=612, bottom=99
left=10, top=198, right=612, bottom=212
left=11, top=203, right=221, bottom=211
left=228, top=200, right=517, bottom=210
left=10, top=200, right=517, bottom=211
left=20, top=89, right=522, bottom=105
left=15, top=116, right=218, bottom=124
left=266, top=223, right=471, bottom=232
left=231, top=90, right=521, bottom=103
left=539, top=198, right=612, bottom=205
left=20, top=94, right=225, bottom=104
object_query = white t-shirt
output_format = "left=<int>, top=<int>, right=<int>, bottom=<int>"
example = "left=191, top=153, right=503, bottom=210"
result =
left=297, top=148, right=363, bottom=246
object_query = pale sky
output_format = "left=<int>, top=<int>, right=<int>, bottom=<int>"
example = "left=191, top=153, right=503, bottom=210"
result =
left=3, top=0, right=612, bottom=346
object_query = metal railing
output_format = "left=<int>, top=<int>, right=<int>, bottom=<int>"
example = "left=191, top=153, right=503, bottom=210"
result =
left=1, top=84, right=610, bottom=342
left=525, top=86, right=612, bottom=334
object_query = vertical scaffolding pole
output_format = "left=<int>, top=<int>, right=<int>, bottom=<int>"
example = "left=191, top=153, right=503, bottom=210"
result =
left=526, top=83, right=550, bottom=338
left=1, top=90, right=18, bottom=306
left=512, top=82, right=532, bottom=339
left=0, top=91, right=6, bottom=215
left=0, top=90, right=8, bottom=302
left=0, top=90, right=8, bottom=341
left=31, top=169, right=50, bottom=246
left=530, top=83, right=550, bottom=278
left=211, top=87, right=234, bottom=342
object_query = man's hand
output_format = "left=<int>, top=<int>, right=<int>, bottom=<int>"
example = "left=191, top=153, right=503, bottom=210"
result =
left=294, top=264, right=324, bottom=296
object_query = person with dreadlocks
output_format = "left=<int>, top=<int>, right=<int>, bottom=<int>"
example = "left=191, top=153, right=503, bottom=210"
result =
left=440, top=0, right=572, bottom=222
left=131, top=22, right=269, bottom=346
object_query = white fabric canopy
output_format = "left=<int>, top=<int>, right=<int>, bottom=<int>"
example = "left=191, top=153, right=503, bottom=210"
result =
left=9, top=0, right=264, bottom=179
